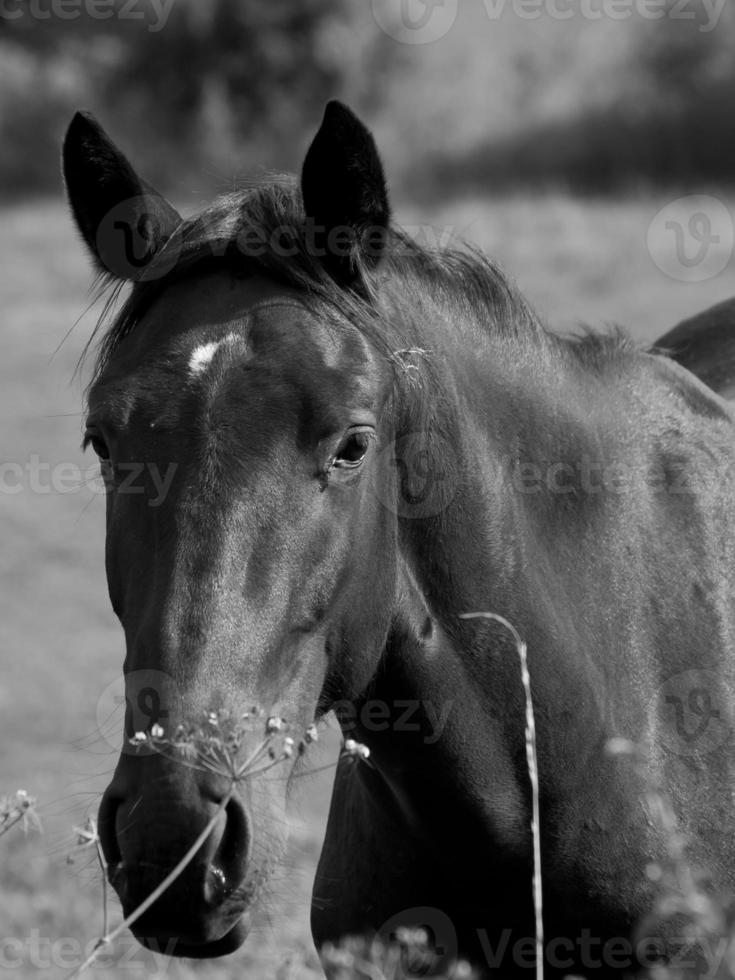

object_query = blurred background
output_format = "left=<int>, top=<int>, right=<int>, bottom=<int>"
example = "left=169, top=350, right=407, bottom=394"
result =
left=4, top=1, right=735, bottom=977
left=5, top=0, right=735, bottom=196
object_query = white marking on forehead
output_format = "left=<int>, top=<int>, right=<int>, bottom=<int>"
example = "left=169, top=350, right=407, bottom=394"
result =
left=188, top=333, right=243, bottom=377
left=189, top=341, right=219, bottom=375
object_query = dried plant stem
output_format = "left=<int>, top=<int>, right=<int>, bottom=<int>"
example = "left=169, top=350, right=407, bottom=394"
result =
left=0, top=810, right=27, bottom=839
left=94, top=834, right=109, bottom=938
left=461, top=612, right=544, bottom=980
left=66, top=787, right=234, bottom=980
left=0, top=790, right=39, bottom=839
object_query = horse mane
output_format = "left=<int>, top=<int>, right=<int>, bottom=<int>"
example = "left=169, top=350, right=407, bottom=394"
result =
left=83, top=177, right=632, bottom=396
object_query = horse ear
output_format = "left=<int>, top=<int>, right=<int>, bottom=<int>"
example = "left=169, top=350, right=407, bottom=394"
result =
left=62, top=111, right=181, bottom=281
left=301, top=100, right=391, bottom=286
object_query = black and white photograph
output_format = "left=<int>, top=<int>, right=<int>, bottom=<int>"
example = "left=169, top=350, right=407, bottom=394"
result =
left=3, top=1, right=735, bottom=977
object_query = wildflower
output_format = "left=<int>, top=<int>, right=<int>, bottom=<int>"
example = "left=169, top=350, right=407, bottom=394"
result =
left=645, top=862, right=662, bottom=882
left=74, top=817, right=99, bottom=848
left=207, top=711, right=219, bottom=727
left=320, top=942, right=355, bottom=969
left=343, top=739, right=370, bottom=761
left=129, top=732, right=147, bottom=747
left=395, top=926, right=428, bottom=947
left=266, top=716, right=285, bottom=734
left=453, top=961, right=475, bottom=979
left=0, top=789, right=40, bottom=838
left=150, top=724, right=164, bottom=739
left=305, top=723, right=319, bottom=743
left=605, top=737, right=637, bottom=757
left=283, top=737, right=295, bottom=758
left=175, top=739, right=198, bottom=762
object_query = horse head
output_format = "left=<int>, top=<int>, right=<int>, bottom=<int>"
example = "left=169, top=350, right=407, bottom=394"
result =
left=63, top=102, right=406, bottom=955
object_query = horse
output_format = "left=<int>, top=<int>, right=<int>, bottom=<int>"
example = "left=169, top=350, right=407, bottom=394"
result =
left=63, top=102, right=735, bottom=977
left=656, top=300, right=735, bottom=401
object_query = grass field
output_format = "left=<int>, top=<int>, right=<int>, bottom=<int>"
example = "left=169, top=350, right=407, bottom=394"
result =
left=3, top=191, right=735, bottom=979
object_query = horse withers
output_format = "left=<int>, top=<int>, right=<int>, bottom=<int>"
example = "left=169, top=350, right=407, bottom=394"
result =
left=63, top=103, right=735, bottom=975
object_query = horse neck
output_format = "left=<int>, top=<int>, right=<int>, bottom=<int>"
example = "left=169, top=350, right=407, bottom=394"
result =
left=351, top=305, right=622, bottom=840
left=345, top=323, right=557, bottom=847
left=350, top=544, right=534, bottom=858
left=385, top=303, right=563, bottom=626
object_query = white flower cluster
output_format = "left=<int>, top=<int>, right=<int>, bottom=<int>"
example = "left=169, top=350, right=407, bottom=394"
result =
left=343, top=739, right=370, bottom=761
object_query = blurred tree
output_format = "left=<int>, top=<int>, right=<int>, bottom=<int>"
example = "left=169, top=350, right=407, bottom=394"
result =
left=7, top=0, right=735, bottom=197
left=0, top=0, right=371, bottom=194
left=631, top=2, right=735, bottom=182
left=640, top=1, right=733, bottom=110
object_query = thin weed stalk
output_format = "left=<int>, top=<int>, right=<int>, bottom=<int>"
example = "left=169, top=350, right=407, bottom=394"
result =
left=461, top=611, right=544, bottom=980
left=72, top=817, right=109, bottom=937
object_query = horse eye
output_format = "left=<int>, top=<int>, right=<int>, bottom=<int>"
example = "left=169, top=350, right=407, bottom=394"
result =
left=84, top=432, right=109, bottom=460
left=333, top=431, right=371, bottom=469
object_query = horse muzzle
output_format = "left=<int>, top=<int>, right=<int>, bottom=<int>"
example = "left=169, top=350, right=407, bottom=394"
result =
left=98, top=759, right=252, bottom=957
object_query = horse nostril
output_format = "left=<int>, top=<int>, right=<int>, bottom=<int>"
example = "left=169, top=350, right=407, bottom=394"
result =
left=97, top=777, right=251, bottom=923
left=204, top=863, right=228, bottom=905
left=205, top=795, right=250, bottom=907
